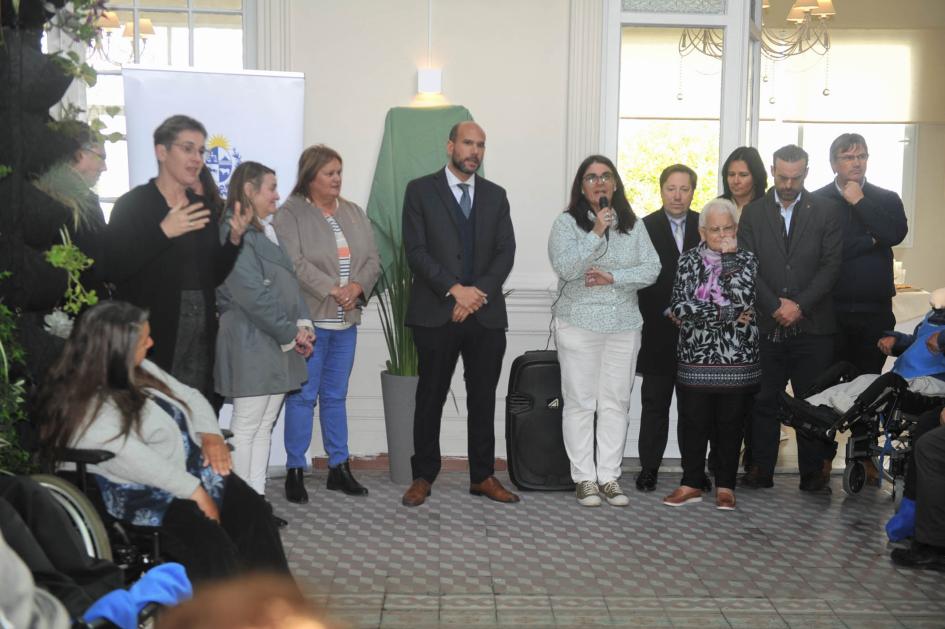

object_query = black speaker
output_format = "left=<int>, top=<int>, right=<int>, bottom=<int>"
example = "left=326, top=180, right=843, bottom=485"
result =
left=505, top=350, right=575, bottom=491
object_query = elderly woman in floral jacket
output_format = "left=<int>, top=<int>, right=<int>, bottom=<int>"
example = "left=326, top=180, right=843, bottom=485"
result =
left=663, top=198, right=760, bottom=511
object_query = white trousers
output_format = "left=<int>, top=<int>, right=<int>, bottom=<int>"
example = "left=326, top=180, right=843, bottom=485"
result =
left=555, top=319, right=641, bottom=483
left=806, top=374, right=945, bottom=414
left=230, top=394, right=286, bottom=495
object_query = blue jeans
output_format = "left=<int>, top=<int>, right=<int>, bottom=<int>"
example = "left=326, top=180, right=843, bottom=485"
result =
left=284, top=326, right=357, bottom=469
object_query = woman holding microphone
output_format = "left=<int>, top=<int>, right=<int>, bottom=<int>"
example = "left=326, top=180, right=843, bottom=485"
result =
left=548, top=155, right=661, bottom=507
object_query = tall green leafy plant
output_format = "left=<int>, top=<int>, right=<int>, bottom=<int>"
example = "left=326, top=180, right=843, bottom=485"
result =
left=0, top=276, right=30, bottom=475
left=371, top=217, right=418, bottom=377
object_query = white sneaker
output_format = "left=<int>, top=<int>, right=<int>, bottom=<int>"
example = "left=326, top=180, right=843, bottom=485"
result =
left=575, top=480, right=602, bottom=507
left=599, top=480, right=630, bottom=506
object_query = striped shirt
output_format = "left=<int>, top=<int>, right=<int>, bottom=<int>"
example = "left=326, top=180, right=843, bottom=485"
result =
left=314, top=212, right=353, bottom=330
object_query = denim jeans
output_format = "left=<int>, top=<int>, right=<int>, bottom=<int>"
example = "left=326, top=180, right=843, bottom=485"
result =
left=284, top=326, right=357, bottom=469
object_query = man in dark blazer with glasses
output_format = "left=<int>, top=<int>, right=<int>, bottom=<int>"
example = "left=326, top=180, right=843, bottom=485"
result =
left=400, top=121, right=519, bottom=508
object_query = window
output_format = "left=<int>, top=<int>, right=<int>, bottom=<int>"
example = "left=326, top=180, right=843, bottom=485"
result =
left=756, top=121, right=916, bottom=247
left=84, top=1, right=245, bottom=218
left=617, top=27, right=724, bottom=214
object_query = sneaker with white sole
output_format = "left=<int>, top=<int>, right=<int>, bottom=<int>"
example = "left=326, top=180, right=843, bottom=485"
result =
left=575, top=480, right=602, bottom=507
left=599, top=480, right=630, bottom=506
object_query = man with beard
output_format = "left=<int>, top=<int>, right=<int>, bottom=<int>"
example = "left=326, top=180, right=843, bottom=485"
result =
left=400, top=121, right=519, bottom=507
left=737, top=144, right=842, bottom=493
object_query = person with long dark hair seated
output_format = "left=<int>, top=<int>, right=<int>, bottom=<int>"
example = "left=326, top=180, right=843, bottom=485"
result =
left=35, top=301, right=290, bottom=584
left=548, top=155, right=660, bottom=507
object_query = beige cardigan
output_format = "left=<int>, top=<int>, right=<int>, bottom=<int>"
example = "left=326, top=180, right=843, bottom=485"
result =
left=273, top=194, right=380, bottom=324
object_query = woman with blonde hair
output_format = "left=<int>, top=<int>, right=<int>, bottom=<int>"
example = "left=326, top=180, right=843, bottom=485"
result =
left=214, top=161, right=314, bottom=514
left=275, top=145, right=380, bottom=502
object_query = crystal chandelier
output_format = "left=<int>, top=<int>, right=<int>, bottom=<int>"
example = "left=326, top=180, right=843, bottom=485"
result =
left=679, top=0, right=836, bottom=61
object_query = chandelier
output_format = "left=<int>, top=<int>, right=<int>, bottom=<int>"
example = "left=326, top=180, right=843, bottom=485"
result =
left=679, top=0, right=836, bottom=61
left=89, top=11, right=155, bottom=66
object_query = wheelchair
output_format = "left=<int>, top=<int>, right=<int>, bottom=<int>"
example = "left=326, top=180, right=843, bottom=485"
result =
left=34, top=448, right=162, bottom=584
left=778, top=363, right=943, bottom=505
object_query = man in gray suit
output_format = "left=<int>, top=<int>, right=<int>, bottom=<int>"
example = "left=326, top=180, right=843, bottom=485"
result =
left=400, top=121, right=519, bottom=507
left=737, top=144, right=842, bottom=492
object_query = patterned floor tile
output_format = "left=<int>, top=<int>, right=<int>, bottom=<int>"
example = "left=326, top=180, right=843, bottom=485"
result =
left=606, top=611, right=674, bottom=627
left=724, top=611, right=789, bottom=627
left=268, top=471, right=945, bottom=629
left=779, top=613, right=848, bottom=628
left=495, top=610, right=556, bottom=625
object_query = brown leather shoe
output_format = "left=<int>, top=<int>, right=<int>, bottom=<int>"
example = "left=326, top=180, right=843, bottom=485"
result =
left=716, top=489, right=736, bottom=511
left=401, top=479, right=432, bottom=507
left=469, top=476, right=520, bottom=503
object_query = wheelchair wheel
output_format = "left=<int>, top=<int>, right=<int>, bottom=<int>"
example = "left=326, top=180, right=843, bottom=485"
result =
left=31, top=473, right=112, bottom=562
left=842, top=461, right=866, bottom=496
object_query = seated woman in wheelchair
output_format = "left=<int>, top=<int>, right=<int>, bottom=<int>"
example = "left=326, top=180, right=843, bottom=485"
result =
left=784, top=288, right=945, bottom=422
left=36, top=301, right=290, bottom=584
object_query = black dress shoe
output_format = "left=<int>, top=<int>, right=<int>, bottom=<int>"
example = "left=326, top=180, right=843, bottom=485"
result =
left=739, top=466, right=774, bottom=489
left=635, top=468, right=658, bottom=492
left=271, top=514, right=288, bottom=529
left=891, top=542, right=945, bottom=571
left=799, top=470, right=832, bottom=494
left=285, top=468, right=309, bottom=503
left=326, top=461, right=368, bottom=496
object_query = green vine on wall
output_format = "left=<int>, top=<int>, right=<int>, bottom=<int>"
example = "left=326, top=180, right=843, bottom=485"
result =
left=45, top=228, right=97, bottom=315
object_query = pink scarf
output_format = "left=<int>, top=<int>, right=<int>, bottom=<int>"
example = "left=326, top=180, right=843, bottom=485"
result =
left=695, top=246, right=730, bottom=306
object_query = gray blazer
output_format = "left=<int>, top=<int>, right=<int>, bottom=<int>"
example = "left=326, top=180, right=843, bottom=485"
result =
left=214, top=225, right=309, bottom=398
left=738, top=187, right=842, bottom=335
left=273, top=195, right=380, bottom=325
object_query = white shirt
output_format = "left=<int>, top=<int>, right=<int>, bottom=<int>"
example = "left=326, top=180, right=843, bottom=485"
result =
left=774, top=190, right=802, bottom=236
left=444, top=166, right=476, bottom=207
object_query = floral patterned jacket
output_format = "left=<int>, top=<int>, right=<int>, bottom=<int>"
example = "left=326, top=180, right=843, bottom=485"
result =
left=670, top=243, right=761, bottom=391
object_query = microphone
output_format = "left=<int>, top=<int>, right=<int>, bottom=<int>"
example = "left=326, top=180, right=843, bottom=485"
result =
left=599, top=196, right=611, bottom=240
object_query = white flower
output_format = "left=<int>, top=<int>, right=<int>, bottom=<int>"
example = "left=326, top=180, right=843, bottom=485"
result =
left=43, top=308, right=74, bottom=339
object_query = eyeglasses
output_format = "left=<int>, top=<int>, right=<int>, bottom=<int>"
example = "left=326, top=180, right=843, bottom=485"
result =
left=704, top=224, right=736, bottom=235
left=837, top=152, right=869, bottom=163
left=172, top=142, right=207, bottom=157
left=583, top=172, right=614, bottom=185
left=83, top=148, right=106, bottom=161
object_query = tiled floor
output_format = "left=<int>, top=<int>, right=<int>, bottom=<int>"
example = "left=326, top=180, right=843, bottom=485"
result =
left=269, top=471, right=945, bottom=628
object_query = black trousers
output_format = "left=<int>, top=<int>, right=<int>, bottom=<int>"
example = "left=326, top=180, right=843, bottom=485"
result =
left=638, top=371, right=686, bottom=471
left=0, top=476, right=123, bottom=617
left=158, top=473, right=289, bottom=585
left=752, top=333, right=836, bottom=476
left=834, top=309, right=896, bottom=376
left=905, top=407, right=945, bottom=500
left=678, top=388, right=748, bottom=490
left=411, top=318, right=507, bottom=484
left=915, top=424, right=945, bottom=548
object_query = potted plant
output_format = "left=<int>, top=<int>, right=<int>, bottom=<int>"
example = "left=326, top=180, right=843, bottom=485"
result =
left=371, top=217, right=418, bottom=485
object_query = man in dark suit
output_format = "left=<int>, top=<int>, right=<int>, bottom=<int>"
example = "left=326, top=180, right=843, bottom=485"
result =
left=400, top=121, right=519, bottom=507
left=814, top=133, right=908, bottom=375
left=738, top=144, right=843, bottom=492
left=635, top=164, right=701, bottom=491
